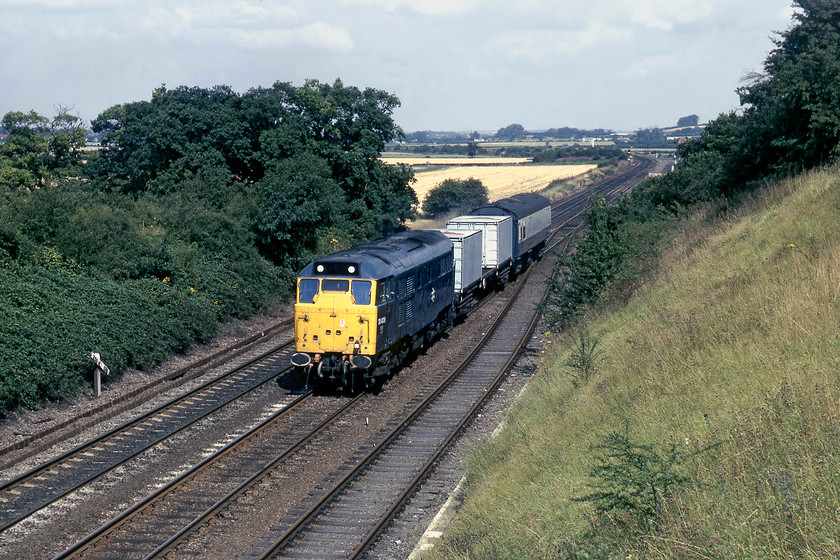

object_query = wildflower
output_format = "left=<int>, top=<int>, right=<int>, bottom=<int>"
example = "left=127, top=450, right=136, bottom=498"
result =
left=162, top=276, right=171, bottom=283
left=787, top=243, right=796, bottom=248
left=189, top=287, right=196, bottom=293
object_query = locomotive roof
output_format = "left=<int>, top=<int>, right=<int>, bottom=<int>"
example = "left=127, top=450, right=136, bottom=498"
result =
left=299, top=230, right=452, bottom=279
left=468, top=192, right=550, bottom=221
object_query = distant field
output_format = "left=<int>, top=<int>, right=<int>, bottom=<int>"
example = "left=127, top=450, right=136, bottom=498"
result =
left=409, top=164, right=596, bottom=205
left=381, top=156, right=532, bottom=165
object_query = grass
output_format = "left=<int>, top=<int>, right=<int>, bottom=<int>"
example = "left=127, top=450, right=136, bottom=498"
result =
left=431, top=165, right=840, bottom=559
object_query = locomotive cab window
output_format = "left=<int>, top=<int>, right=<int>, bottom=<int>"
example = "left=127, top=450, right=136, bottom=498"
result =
left=352, top=280, right=372, bottom=305
left=376, top=277, right=392, bottom=303
left=322, top=279, right=350, bottom=292
left=298, top=279, right=319, bottom=303
left=419, top=265, right=430, bottom=286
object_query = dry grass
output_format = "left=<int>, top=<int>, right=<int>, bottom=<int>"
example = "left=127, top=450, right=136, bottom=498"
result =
left=381, top=156, right=533, bottom=166
left=409, top=164, right=596, bottom=205
left=433, top=165, right=840, bottom=559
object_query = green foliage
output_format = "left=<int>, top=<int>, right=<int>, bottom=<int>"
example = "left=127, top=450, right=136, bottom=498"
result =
left=421, top=177, right=488, bottom=218
left=0, top=77, right=409, bottom=413
left=630, top=128, right=673, bottom=149
left=0, top=108, right=87, bottom=190
left=495, top=123, right=526, bottom=139
left=255, top=152, right=346, bottom=270
left=738, top=0, right=840, bottom=175
left=545, top=196, right=637, bottom=327
left=676, top=114, right=700, bottom=127
left=532, top=145, right=628, bottom=164
left=0, top=256, right=219, bottom=410
left=564, top=329, right=603, bottom=387
left=574, top=428, right=691, bottom=531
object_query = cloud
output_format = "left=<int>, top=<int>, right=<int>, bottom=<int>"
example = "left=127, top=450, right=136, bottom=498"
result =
left=136, top=2, right=353, bottom=51
left=484, top=21, right=633, bottom=62
left=226, top=22, right=354, bottom=50
left=623, top=51, right=685, bottom=78
left=347, top=0, right=484, bottom=16
left=0, top=0, right=123, bottom=6
left=623, top=0, right=719, bottom=31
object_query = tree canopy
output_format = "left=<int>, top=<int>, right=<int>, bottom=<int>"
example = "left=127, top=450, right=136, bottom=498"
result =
left=0, top=107, right=86, bottom=190
left=0, top=78, right=415, bottom=412
left=422, top=177, right=489, bottom=218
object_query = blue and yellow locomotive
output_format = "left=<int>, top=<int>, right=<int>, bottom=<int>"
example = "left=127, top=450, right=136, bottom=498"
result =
left=291, top=230, right=456, bottom=391
left=291, top=193, right=552, bottom=392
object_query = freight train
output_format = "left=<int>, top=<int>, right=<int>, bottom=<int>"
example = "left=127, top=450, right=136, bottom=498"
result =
left=290, top=193, right=551, bottom=391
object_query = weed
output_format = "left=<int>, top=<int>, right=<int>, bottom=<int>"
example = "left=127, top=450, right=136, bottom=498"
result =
left=564, top=329, right=603, bottom=387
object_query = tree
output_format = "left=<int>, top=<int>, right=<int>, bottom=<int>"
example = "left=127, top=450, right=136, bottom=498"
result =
left=738, top=0, right=840, bottom=175
left=676, top=114, right=700, bottom=127
left=0, top=109, right=86, bottom=189
left=495, top=123, right=526, bottom=140
left=422, top=178, right=488, bottom=218
left=89, top=79, right=415, bottom=240
left=255, top=152, right=344, bottom=269
left=47, top=106, right=87, bottom=173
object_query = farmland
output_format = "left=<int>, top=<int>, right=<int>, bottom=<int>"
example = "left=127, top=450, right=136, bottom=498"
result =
left=380, top=156, right=532, bottom=166
left=405, top=163, right=596, bottom=205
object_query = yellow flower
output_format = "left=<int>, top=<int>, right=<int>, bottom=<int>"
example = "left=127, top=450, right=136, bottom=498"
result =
left=189, top=287, right=196, bottom=293
left=787, top=243, right=796, bottom=248
left=162, top=276, right=171, bottom=283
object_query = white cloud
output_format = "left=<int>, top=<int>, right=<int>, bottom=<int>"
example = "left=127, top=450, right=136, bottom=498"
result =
left=346, top=0, right=484, bottom=16
left=226, top=22, right=354, bottom=50
left=623, top=0, right=718, bottom=31
left=0, top=0, right=123, bottom=6
left=134, top=2, right=352, bottom=51
left=484, top=21, right=633, bottom=62
left=623, top=51, right=685, bottom=78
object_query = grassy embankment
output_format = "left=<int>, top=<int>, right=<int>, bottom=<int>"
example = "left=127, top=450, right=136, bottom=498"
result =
left=433, top=166, right=840, bottom=558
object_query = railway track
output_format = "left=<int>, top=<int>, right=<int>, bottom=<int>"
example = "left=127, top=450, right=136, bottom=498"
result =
left=549, top=154, right=655, bottom=243
left=0, top=337, right=296, bottom=537
left=49, top=390, right=366, bottom=560
left=241, top=159, right=654, bottom=559
left=246, top=247, right=552, bottom=559
left=1, top=156, right=656, bottom=560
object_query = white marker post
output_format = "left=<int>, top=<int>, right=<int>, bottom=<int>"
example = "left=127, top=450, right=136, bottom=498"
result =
left=90, top=352, right=110, bottom=397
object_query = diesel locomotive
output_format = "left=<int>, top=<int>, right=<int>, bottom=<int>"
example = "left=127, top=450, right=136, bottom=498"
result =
left=291, top=193, right=551, bottom=391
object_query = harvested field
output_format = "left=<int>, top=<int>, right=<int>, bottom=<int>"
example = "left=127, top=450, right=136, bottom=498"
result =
left=409, top=164, right=596, bottom=205
left=381, top=156, right=532, bottom=166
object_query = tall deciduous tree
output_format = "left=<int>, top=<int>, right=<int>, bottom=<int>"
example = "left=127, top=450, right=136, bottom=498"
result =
left=738, top=0, right=840, bottom=175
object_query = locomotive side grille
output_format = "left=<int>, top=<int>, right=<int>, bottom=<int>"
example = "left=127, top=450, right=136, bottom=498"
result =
left=399, top=300, right=414, bottom=324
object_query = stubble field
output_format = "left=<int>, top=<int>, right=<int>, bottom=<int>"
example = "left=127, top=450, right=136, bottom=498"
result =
left=406, top=163, right=596, bottom=204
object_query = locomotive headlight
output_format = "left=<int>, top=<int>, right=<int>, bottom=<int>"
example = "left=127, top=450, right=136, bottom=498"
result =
left=348, top=265, right=356, bottom=274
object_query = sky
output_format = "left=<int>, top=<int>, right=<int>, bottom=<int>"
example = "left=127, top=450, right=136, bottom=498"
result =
left=1, top=0, right=795, bottom=133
